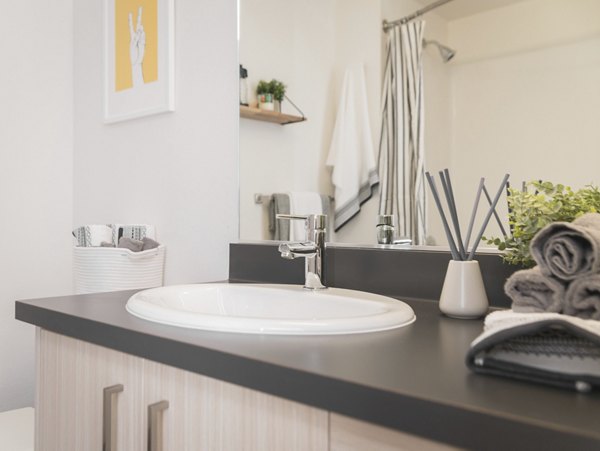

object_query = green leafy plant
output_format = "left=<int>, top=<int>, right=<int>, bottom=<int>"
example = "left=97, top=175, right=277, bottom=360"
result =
left=256, top=79, right=286, bottom=101
left=485, top=181, right=600, bottom=267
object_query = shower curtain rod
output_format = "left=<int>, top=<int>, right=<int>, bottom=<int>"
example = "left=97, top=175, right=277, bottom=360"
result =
left=383, top=0, right=454, bottom=32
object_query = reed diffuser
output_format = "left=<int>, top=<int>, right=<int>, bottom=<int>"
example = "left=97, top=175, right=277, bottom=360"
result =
left=426, top=170, right=510, bottom=318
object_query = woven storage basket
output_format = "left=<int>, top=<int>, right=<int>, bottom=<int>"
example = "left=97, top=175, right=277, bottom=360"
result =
left=73, top=245, right=165, bottom=294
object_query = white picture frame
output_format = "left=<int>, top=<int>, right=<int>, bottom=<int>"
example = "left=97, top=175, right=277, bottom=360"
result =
left=104, top=0, right=174, bottom=123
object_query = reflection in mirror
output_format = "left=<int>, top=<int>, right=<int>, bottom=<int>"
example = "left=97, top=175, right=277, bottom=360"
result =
left=239, top=0, right=600, bottom=249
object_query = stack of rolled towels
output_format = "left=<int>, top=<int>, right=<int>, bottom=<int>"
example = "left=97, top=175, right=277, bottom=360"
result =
left=72, top=224, right=160, bottom=252
left=505, top=213, right=600, bottom=320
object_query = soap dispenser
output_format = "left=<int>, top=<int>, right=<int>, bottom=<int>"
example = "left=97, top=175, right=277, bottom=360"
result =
left=376, top=215, right=395, bottom=244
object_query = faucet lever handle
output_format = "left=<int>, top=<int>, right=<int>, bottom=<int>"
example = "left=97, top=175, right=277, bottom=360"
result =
left=276, top=214, right=327, bottom=231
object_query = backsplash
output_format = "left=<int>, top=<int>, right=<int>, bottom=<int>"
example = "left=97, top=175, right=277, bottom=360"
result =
left=229, top=243, right=519, bottom=308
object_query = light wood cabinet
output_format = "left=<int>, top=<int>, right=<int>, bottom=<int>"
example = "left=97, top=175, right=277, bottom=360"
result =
left=36, top=329, right=457, bottom=450
left=330, top=413, right=461, bottom=451
left=36, top=329, right=328, bottom=451
left=36, top=329, right=144, bottom=451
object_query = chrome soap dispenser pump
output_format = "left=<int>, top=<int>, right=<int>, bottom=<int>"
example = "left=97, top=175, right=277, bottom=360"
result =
left=376, top=214, right=395, bottom=244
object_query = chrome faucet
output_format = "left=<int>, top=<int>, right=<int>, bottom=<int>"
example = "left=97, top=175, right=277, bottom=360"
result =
left=276, top=214, right=327, bottom=290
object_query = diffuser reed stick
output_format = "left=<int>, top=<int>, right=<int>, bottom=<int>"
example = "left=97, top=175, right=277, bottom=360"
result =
left=482, top=184, right=508, bottom=238
left=439, top=170, right=467, bottom=260
left=467, top=173, right=511, bottom=260
left=464, top=177, right=485, bottom=252
left=425, top=172, right=461, bottom=260
left=426, top=170, right=510, bottom=261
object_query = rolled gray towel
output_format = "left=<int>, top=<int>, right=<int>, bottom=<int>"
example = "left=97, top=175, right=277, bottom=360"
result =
left=118, top=237, right=144, bottom=252
left=565, top=273, right=600, bottom=320
left=100, top=241, right=115, bottom=248
left=504, top=267, right=566, bottom=314
left=530, top=213, right=600, bottom=281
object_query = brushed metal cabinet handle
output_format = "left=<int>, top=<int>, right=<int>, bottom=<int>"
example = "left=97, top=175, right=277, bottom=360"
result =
left=103, top=384, right=124, bottom=451
left=147, top=400, right=169, bottom=451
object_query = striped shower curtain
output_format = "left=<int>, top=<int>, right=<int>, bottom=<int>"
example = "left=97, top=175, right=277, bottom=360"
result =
left=378, top=21, right=427, bottom=245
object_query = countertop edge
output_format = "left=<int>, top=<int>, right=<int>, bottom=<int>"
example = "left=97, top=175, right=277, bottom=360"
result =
left=15, top=300, right=600, bottom=450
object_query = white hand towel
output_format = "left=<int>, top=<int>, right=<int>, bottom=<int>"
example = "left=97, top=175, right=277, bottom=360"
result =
left=326, top=64, right=379, bottom=231
left=73, top=225, right=113, bottom=247
left=288, top=192, right=323, bottom=241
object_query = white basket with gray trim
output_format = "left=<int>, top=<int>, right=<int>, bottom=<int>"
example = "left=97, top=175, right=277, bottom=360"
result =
left=73, top=245, right=165, bottom=294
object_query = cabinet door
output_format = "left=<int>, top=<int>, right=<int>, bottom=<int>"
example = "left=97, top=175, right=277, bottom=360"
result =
left=143, top=359, right=329, bottom=451
left=330, top=413, right=462, bottom=451
left=36, top=329, right=143, bottom=451
left=37, top=329, right=328, bottom=450
left=36, top=328, right=79, bottom=450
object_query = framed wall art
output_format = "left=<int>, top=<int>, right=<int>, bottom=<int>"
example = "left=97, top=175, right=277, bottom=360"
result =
left=104, top=0, right=174, bottom=123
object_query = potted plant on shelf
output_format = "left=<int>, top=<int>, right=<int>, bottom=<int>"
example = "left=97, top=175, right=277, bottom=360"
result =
left=269, top=79, right=286, bottom=113
left=256, top=79, right=286, bottom=112
left=256, top=80, right=273, bottom=111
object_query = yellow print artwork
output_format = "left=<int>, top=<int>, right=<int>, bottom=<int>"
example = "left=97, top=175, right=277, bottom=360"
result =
left=115, top=0, right=158, bottom=91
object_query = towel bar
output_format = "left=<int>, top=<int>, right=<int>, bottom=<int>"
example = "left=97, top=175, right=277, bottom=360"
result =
left=254, top=193, right=334, bottom=205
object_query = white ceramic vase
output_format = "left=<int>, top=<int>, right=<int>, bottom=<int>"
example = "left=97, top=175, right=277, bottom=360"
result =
left=258, top=101, right=274, bottom=111
left=439, top=260, right=489, bottom=319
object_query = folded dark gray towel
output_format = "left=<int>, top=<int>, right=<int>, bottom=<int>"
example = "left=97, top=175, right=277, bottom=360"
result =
left=504, top=267, right=566, bottom=314
left=530, top=213, right=600, bottom=281
left=142, top=237, right=160, bottom=251
left=565, top=273, right=600, bottom=320
left=118, top=237, right=144, bottom=252
left=268, top=194, right=291, bottom=241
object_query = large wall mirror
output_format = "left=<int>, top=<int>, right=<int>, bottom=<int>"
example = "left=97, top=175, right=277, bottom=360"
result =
left=239, top=0, right=600, bottom=248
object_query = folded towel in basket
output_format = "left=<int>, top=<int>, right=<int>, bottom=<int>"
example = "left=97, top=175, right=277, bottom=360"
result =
left=73, top=225, right=113, bottom=247
left=466, top=310, right=600, bottom=392
left=112, top=224, right=156, bottom=245
left=504, top=267, right=566, bottom=314
left=530, top=213, right=600, bottom=281
left=565, top=273, right=600, bottom=320
left=142, top=237, right=160, bottom=251
left=118, top=237, right=144, bottom=252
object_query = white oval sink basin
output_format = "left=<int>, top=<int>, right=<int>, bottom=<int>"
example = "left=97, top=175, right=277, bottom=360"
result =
left=126, top=284, right=415, bottom=335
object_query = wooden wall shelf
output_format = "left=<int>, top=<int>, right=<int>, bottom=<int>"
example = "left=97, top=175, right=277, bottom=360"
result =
left=240, top=105, right=306, bottom=125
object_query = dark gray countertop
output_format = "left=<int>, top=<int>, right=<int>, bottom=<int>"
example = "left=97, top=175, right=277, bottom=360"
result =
left=15, top=287, right=600, bottom=450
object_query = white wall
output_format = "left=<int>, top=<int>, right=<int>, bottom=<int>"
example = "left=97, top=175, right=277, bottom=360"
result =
left=239, top=0, right=382, bottom=243
left=446, top=0, right=600, bottom=241
left=0, top=2, right=74, bottom=410
left=73, top=0, right=239, bottom=284
left=239, top=0, right=337, bottom=240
